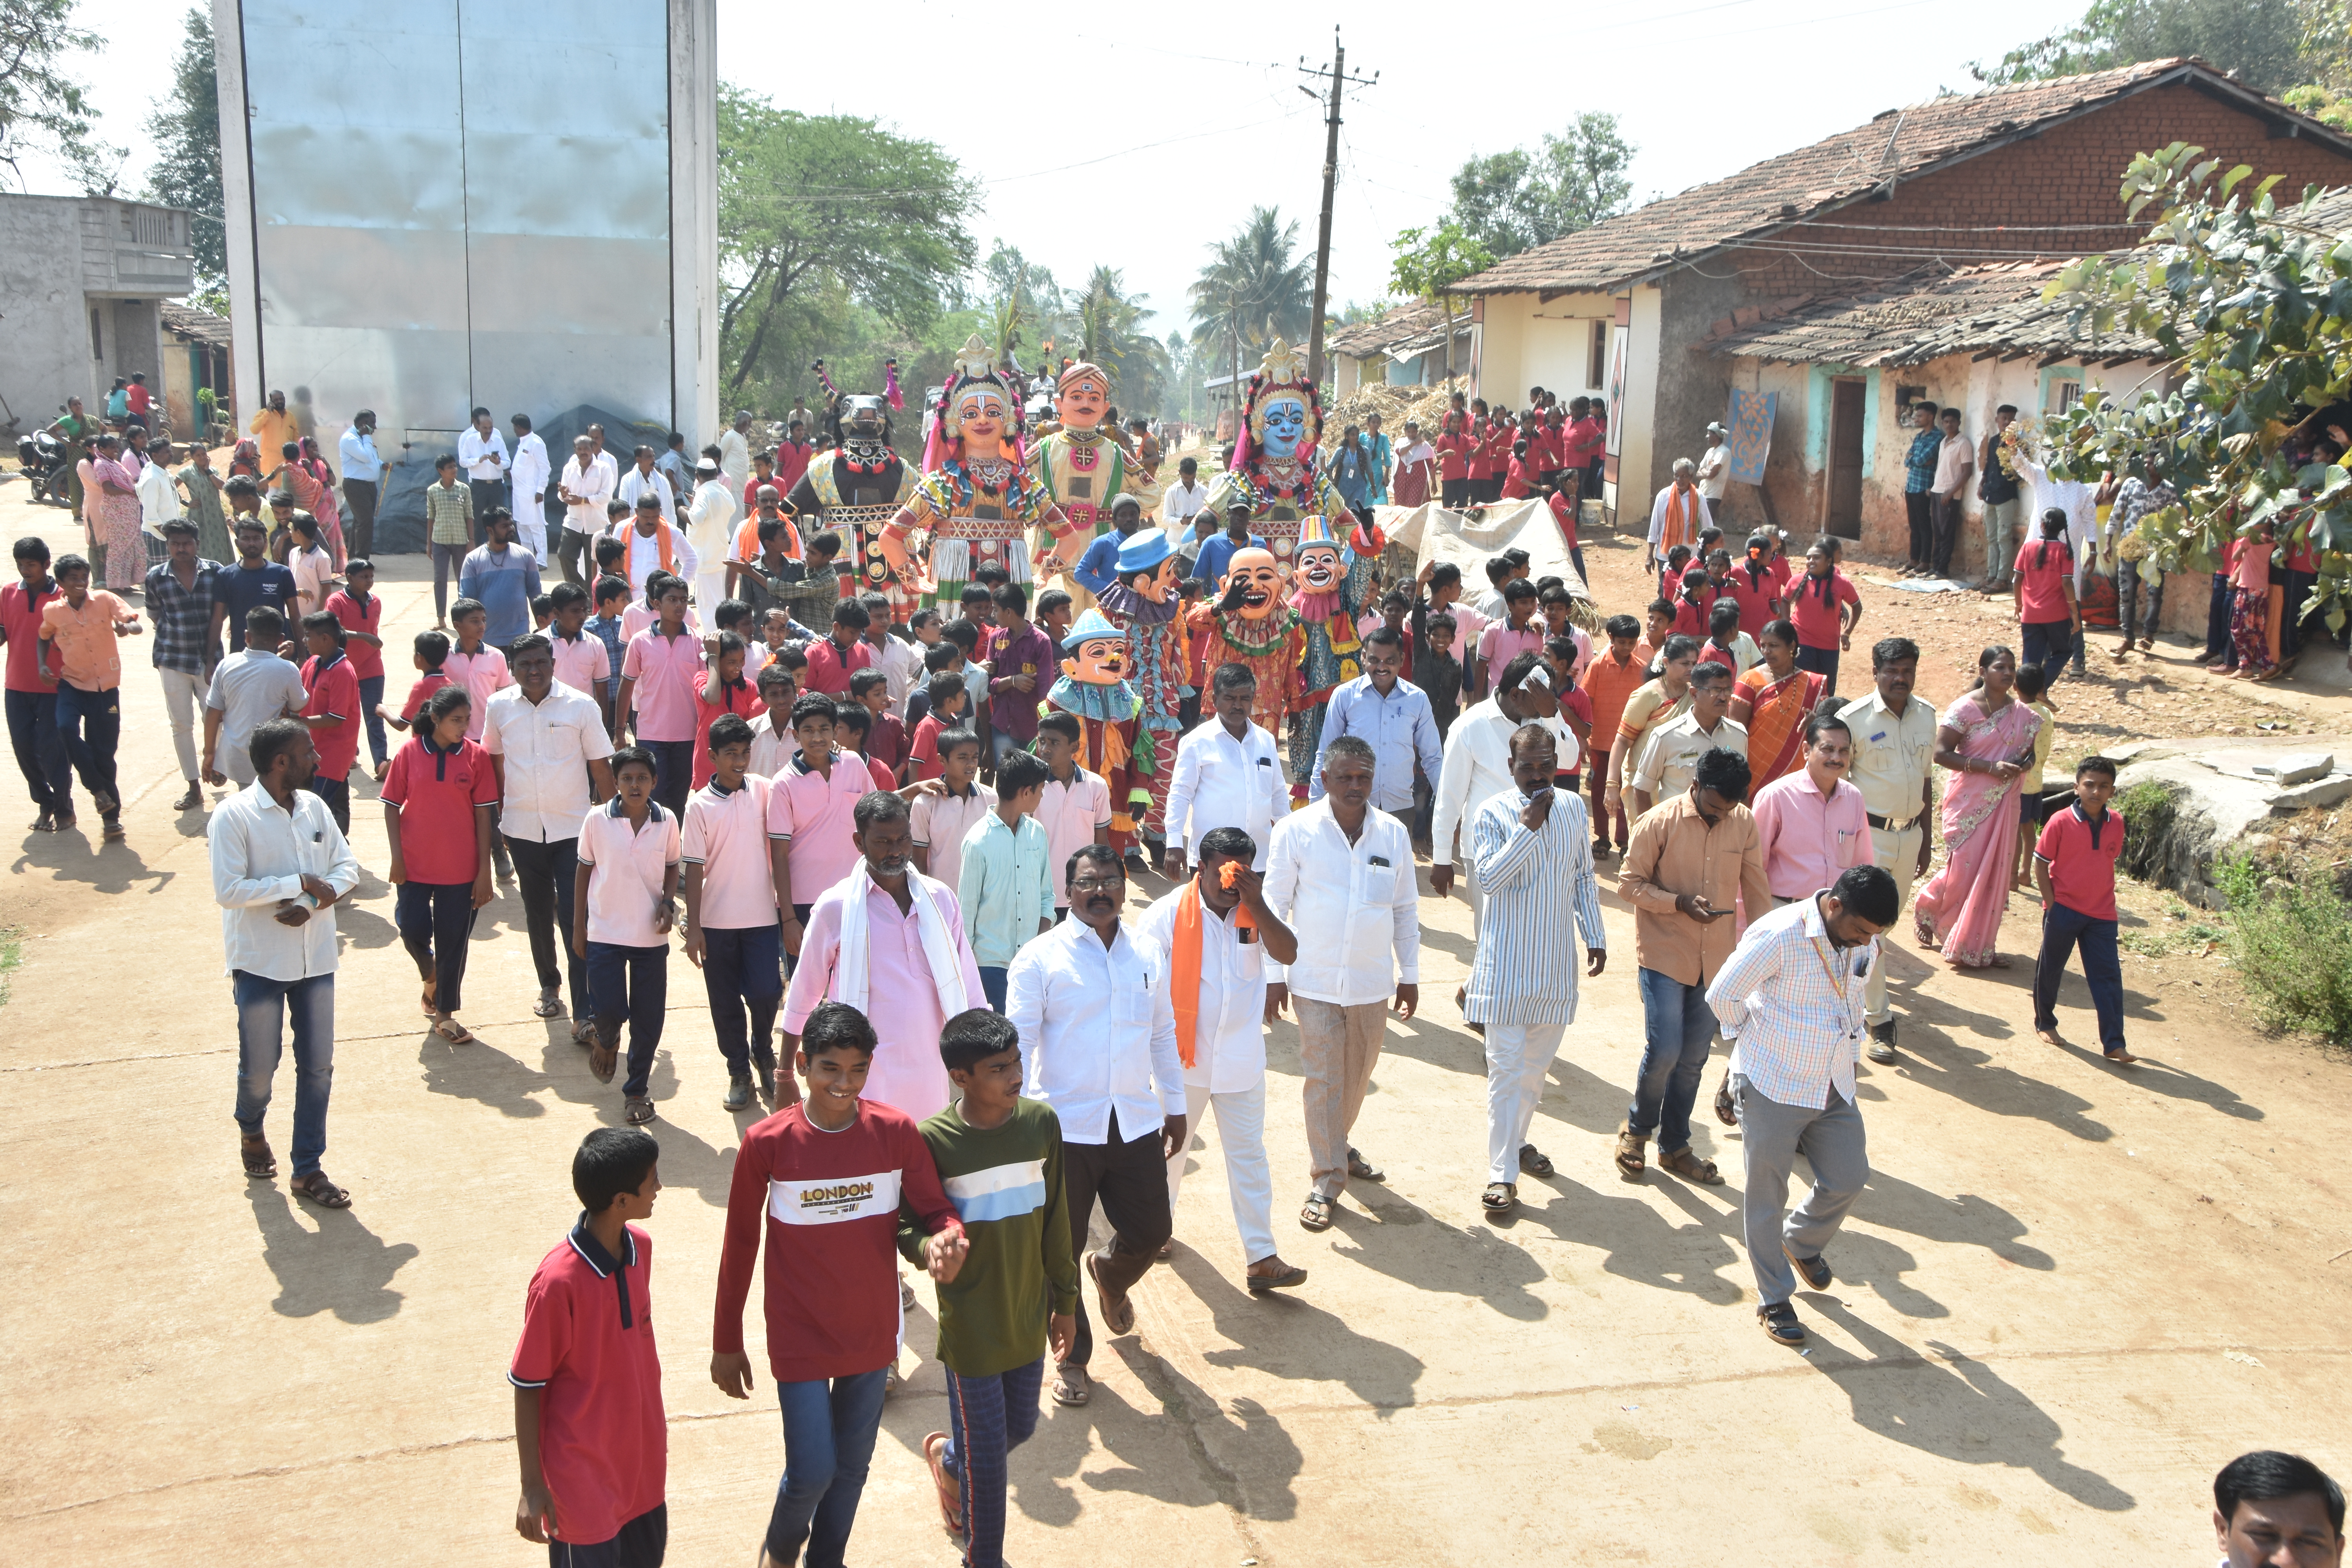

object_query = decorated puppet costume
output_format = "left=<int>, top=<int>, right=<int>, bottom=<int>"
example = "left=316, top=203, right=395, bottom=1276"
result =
left=1095, top=528, right=1187, bottom=846
left=1186, top=545, right=1306, bottom=773
left=1045, top=608, right=1149, bottom=849
left=1028, top=360, right=1149, bottom=610
left=1289, top=510, right=1385, bottom=784
left=781, top=362, right=916, bottom=616
left=1198, top=338, right=1355, bottom=579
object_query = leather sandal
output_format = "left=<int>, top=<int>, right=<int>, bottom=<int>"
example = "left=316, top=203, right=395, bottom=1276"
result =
left=1658, top=1146, right=1723, bottom=1185
left=1051, top=1364, right=1091, bottom=1406
left=1518, top=1144, right=1554, bottom=1176
left=1613, top=1124, right=1646, bottom=1178
left=292, top=1169, right=352, bottom=1209
left=1086, top=1251, right=1135, bottom=1336
left=1346, top=1147, right=1384, bottom=1181
left=241, top=1134, right=277, bottom=1178
left=1299, top=1193, right=1334, bottom=1231
left=1713, top=1076, right=1739, bottom=1127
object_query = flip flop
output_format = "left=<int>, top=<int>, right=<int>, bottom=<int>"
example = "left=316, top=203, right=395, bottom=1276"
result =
left=588, top=1039, right=618, bottom=1083
left=532, top=995, right=566, bottom=1020
left=1051, top=1365, right=1091, bottom=1406
left=922, top=1432, right=964, bottom=1538
left=430, top=1017, right=477, bottom=1044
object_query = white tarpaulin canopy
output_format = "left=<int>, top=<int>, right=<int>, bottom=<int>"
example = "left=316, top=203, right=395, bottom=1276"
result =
left=1378, top=501, right=1596, bottom=622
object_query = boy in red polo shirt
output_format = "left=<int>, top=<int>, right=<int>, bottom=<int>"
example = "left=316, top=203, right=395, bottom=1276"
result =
left=325, top=558, right=389, bottom=778
left=1434, top=414, right=1473, bottom=509
left=710, top=1002, right=968, bottom=1568
left=2031, top=755, right=2132, bottom=1064
left=297, top=610, right=362, bottom=833
left=512, top=1126, right=668, bottom=1566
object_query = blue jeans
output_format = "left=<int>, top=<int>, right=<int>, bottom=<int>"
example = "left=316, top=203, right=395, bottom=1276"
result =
left=232, top=970, right=335, bottom=1177
left=2020, top=619, right=2072, bottom=689
left=588, top=941, right=668, bottom=1096
left=978, top=964, right=1009, bottom=1013
left=1629, top=966, right=1718, bottom=1153
left=943, top=1356, right=1045, bottom=1568
left=701, top=923, right=782, bottom=1075
left=53, top=681, right=121, bottom=809
left=2033, top=902, right=2125, bottom=1053
left=357, top=673, right=388, bottom=767
left=5, top=686, right=70, bottom=815
left=766, top=1367, right=889, bottom=1567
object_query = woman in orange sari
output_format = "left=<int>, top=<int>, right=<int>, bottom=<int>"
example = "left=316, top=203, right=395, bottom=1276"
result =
left=1728, top=619, right=1824, bottom=786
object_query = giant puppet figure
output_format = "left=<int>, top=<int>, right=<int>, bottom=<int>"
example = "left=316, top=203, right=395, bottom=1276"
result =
left=1026, top=359, right=1143, bottom=608
left=1096, top=527, right=1186, bottom=846
left=1187, top=545, right=1306, bottom=770
left=880, top=336, right=1077, bottom=609
left=1289, top=508, right=1385, bottom=782
left=1200, top=337, right=1354, bottom=580
left=1044, top=607, right=1150, bottom=849
left=781, top=360, right=917, bottom=616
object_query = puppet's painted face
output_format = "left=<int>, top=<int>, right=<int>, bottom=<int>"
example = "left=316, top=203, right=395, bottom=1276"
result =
left=1294, top=540, right=1342, bottom=592
left=1128, top=556, right=1179, bottom=604
left=954, top=387, right=1007, bottom=450
left=1059, top=635, right=1127, bottom=684
left=1056, top=375, right=1108, bottom=431
left=1225, top=548, right=1284, bottom=619
left=1260, top=396, right=1307, bottom=458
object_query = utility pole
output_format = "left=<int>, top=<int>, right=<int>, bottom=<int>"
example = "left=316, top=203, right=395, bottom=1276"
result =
left=1299, top=28, right=1376, bottom=388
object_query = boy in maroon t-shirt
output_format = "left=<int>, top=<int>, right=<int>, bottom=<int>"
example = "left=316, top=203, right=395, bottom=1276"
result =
left=511, top=1127, right=668, bottom=1564
left=2031, top=756, right=2132, bottom=1063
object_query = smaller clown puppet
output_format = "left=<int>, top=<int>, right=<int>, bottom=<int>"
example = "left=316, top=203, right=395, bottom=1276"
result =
left=1027, top=359, right=1149, bottom=611
left=880, top=335, right=1078, bottom=608
left=1289, top=509, right=1385, bottom=785
left=1044, top=608, right=1148, bottom=851
left=1186, top=545, right=1306, bottom=770
left=1096, top=527, right=1187, bottom=849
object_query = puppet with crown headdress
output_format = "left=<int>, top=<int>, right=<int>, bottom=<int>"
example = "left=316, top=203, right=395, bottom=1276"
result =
left=780, top=359, right=916, bottom=616
left=879, top=336, right=1079, bottom=609
left=1198, top=337, right=1355, bottom=581
left=1045, top=607, right=1152, bottom=851
left=1026, top=359, right=1152, bottom=610
left=1289, top=506, right=1386, bottom=785
left=1095, top=527, right=1187, bottom=847
left=1185, top=544, right=1306, bottom=766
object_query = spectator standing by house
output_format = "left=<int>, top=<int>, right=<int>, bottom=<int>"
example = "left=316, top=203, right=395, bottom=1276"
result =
left=1977, top=405, right=2025, bottom=592
left=459, top=407, right=510, bottom=524
left=211, top=717, right=360, bottom=1209
left=1434, top=412, right=1474, bottom=509
left=1929, top=407, right=1973, bottom=580
left=1695, top=422, right=1731, bottom=526
left=178, top=442, right=234, bottom=566
left=2108, top=463, right=2178, bottom=661
left=1363, top=413, right=1392, bottom=506
left=1900, top=401, right=1941, bottom=576
left=1392, top=420, right=1436, bottom=509
left=1645, top=460, right=1712, bottom=574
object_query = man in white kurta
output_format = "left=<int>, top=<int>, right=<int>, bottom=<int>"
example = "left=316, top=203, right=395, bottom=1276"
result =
left=509, top=417, right=552, bottom=564
left=1135, top=826, right=1307, bottom=1291
left=685, top=459, right=739, bottom=613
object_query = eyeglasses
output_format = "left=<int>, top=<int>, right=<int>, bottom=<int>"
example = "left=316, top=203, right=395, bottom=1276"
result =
left=1069, top=875, right=1125, bottom=893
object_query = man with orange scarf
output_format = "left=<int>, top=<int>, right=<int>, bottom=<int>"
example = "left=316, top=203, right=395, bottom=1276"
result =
left=1644, top=458, right=1714, bottom=574
left=1135, top=826, right=1307, bottom=1293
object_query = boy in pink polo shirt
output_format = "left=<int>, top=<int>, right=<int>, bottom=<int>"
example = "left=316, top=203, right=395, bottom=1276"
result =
left=545, top=580, right=613, bottom=711
left=510, top=1127, right=667, bottom=1564
left=909, top=727, right=994, bottom=895
left=1030, top=711, right=1112, bottom=918
left=575, top=746, right=681, bottom=1126
left=444, top=596, right=515, bottom=879
left=615, top=573, right=704, bottom=819
left=766, top=692, right=870, bottom=956
left=683, top=714, right=782, bottom=1111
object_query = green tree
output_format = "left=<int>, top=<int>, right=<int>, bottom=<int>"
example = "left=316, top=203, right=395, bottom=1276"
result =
left=1187, top=205, right=1314, bottom=394
left=1388, top=220, right=1494, bottom=381
left=717, top=86, right=977, bottom=399
left=1969, top=0, right=2305, bottom=91
left=1068, top=265, right=1169, bottom=417
left=0, top=0, right=118, bottom=191
left=142, top=6, right=225, bottom=301
left=1445, top=114, right=1636, bottom=260
left=2044, top=142, right=2352, bottom=631
left=981, top=241, right=1066, bottom=370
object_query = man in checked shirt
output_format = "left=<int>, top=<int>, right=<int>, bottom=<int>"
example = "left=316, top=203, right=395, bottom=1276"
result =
left=1705, top=862, right=1899, bottom=1347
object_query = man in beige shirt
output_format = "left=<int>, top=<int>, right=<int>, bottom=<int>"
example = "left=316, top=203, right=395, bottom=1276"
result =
left=1617, top=746, right=1772, bottom=1173
left=1837, top=635, right=1937, bottom=1062
left=1629, top=660, right=1747, bottom=818
left=1929, top=407, right=1974, bottom=579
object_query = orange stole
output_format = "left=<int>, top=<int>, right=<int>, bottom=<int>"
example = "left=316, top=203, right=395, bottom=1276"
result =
left=1171, top=875, right=1256, bottom=1069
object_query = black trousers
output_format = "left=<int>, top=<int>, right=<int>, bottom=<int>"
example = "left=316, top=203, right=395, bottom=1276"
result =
left=1060, top=1112, right=1172, bottom=1368
left=2283, top=568, right=2316, bottom=659
left=396, top=881, right=478, bottom=1012
left=305, top=774, right=350, bottom=835
left=701, top=923, right=783, bottom=1075
left=342, top=478, right=377, bottom=561
left=645, top=739, right=693, bottom=818
left=468, top=476, right=506, bottom=523
left=506, top=834, right=588, bottom=1017
left=2203, top=570, right=2237, bottom=665
left=1930, top=496, right=1962, bottom=577
left=1904, top=491, right=1933, bottom=565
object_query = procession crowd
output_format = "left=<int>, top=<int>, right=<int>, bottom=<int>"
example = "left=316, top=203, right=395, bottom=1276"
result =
left=0, top=353, right=2318, bottom=1568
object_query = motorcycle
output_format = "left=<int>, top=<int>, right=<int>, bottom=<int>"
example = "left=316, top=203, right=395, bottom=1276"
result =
left=15, top=429, right=73, bottom=506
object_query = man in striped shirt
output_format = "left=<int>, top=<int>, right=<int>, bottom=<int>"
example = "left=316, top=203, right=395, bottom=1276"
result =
left=1705, top=862, right=1899, bottom=1347
left=1462, top=723, right=1607, bottom=1214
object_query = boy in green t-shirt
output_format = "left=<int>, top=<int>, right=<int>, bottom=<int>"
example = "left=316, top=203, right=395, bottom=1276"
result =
left=901, top=1009, right=1078, bottom=1567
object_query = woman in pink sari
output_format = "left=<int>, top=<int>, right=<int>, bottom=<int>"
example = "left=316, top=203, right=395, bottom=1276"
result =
left=88, top=433, right=145, bottom=593
left=1911, top=644, right=2041, bottom=969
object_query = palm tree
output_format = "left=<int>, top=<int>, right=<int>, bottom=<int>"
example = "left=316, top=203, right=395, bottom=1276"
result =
left=1069, top=266, right=1169, bottom=418
left=1188, top=206, right=1314, bottom=398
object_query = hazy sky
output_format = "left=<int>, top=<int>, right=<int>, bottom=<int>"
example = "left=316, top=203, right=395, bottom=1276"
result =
left=25, top=0, right=2068, bottom=343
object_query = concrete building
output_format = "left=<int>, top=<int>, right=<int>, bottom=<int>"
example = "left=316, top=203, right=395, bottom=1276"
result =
left=0, top=194, right=195, bottom=438
left=1455, top=58, right=2352, bottom=526
left=160, top=302, right=232, bottom=441
left=1327, top=301, right=1482, bottom=399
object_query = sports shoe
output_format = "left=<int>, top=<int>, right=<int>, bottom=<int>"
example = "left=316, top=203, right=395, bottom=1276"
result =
left=723, top=1074, right=753, bottom=1111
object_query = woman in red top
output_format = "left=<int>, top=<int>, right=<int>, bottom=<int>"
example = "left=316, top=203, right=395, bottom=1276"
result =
left=382, top=683, right=498, bottom=1043
left=2011, top=508, right=2080, bottom=690
left=1434, top=414, right=1474, bottom=510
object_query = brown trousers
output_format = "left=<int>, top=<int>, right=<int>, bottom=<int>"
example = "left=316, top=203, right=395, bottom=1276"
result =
left=1296, top=997, right=1388, bottom=1198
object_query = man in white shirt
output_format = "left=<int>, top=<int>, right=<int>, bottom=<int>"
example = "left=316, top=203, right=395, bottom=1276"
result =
left=211, top=717, right=361, bottom=1209
left=1160, top=455, right=1208, bottom=540
left=615, top=444, right=677, bottom=528
left=554, top=435, right=615, bottom=586
left=1430, top=651, right=1569, bottom=927
left=203, top=607, right=310, bottom=786
left=1006, top=842, right=1186, bottom=1407
left=1162, top=662, right=1287, bottom=876
left=1263, top=736, right=1419, bottom=1232
left=508, top=413, right=552, bottom=566
left=685, top=458, right=739, bottom=612
left=1696, top=420, right=1731, bottom=518
left=717, top=410, right=755, bottom=492
left=485, top=634, right=617, bottom=1027
left=1135, top=826, right=1307, bottom=1292
left=456, top=406, right=509, bottom=524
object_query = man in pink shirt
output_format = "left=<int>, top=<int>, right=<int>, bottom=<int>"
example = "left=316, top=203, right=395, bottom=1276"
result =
left=781, top=789, right=984, bottom=1125
left=1750, top=712, right=1870, bottom=904
left=765, top=692, right=873, bottom=950
left=614, top=574, right=704, bottom=817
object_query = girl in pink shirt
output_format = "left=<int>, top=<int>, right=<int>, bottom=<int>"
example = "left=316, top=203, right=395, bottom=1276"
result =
left=2222, top=523, right=2278, bottom=679
left=2011, top=508, right=2079, bottom=690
